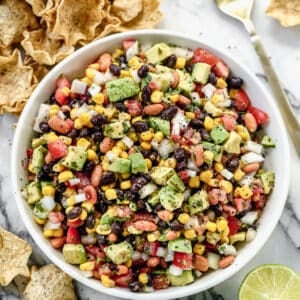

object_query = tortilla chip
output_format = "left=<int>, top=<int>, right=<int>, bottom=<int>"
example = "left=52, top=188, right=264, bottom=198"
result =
left=0, top=50, right=36, bottom=114
left=112, top=0, right=143, bottom=23
left=25, top=0, right=56, bottom=17
left=0, top=227, right=32, bottom=286
left=117, top=0, right=163, bottom=31
left=13, top=275, right=30, bottom=294
left=48, top=0, right=106, bottom=45
left=266, top=0, right=300, bottom=27
left=24, top=56, right=49, bottom=82
left=23, top=265, right=76, bottom=300
left=0, top=46, right=13, bottom=57
left=21, top=29, right=74, bottom=66
left=0, top=0, right=39, bottom=47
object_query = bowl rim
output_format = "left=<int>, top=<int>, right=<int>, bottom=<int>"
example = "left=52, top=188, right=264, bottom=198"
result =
left=11, top=29, right=290, bottom=300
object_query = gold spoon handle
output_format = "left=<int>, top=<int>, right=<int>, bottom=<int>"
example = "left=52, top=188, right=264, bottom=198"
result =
left=249, top=33, right=300, bottom=156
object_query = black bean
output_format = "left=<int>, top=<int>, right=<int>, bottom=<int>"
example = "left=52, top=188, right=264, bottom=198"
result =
left=77, top=225, right=87, bottom=236
left=67, top=129, right=77, bottom=139
left=129, top=281, right=142, bottom=292
left=208, top=72, right=217, bottom=85
left=141, top=86, right=152, bottom=103
left=54, top=190, right=63, bottom=203
left=161, top=105, right=178, bottom=120
left=79, top=128, right=89, bottom=137
left=174, top=148, right=188, bottom=162
left=42, top=163, right=52, bottom=174
left=170, top=220, right=184, bottom=231
left=189, top=119, right=203, bottom=129
left=125, top=191, right=139, bottom=202
left=86, top=215, right=96, bottom=229
left=56, top=182, right=66, bottom=193
left=109, top=63, right=121, bottom=76
left=137, top=64, right=149, bottom=78
left=96, top=235, right=107, bottom=245
left=200, top=128, right=210, bottom=141
left=49, top=94, right=56, bottom=104
left=158, top=220, right=168, bottom=228
left=115, top=102, right=128, bottom=112
left=39, top=121, right=50, bottom=133
left=67, top=206, right=82, bottom=220
left=97, top=190, right=106, bottom=202
left=175, top=160, right=187, bottom=172
left=131, top=176, right=148, bottom=193
left=111, top=222, right=122, bottom=235
left=96, top=201, right=108, bottom=214
left=185, top=64, right=193, bottom=73
left=83, top=161, right=95, bottom=173
left=149, top=151, right=158, bottom=162
left=100, top=172, right=116, bottom=185
left=93, top=131, right=103, bottom=143
left=91, top=115, right=106, bottom=126
left=133, top=121, right=149, bottom=133
left=165, top=54, right=177, bottom=68
left=226, top=156, right=240, bottom=172
left=137, top=200, right=146, bottom=210
left=90, top=126, right=102, bottom=133
left=141, top=149, right=151, bottom=158
left=228, top=76, right=243, bottom=89
left=119, top=55, right=127, bottom=65
left=109, top=263, right=117, bottom=271
left=154, top=203, right=164, bottom=213
left=37, top=170, right=51, bottom=181
left=116, top=189, right=124, bottom=200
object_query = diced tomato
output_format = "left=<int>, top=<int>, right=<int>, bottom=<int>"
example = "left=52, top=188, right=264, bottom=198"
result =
left=122, top=38, right=136, bottom=51
left=144, top=241, right=160, bottom=256
left=195, top=84, right=205, bottom=97
left=227, top=216, right=241, bottom=235
left=173, top=252, right=193, bottom=270
left=234, top=197, right=251, bottom=212
left=148, top=81, right=159, bottom=90
left=254, top=194, right=267, bottom=209
left=98, top=263, right=112, bottom=277
left=85, top=245, right=106, bottom=259
left=125, top=100, right=143, bottom=117
left=93, top=270, right=101, bottom=279
left=26, top=148, right=33, bottom=158
left=48, top=140, right=67, bottom=160
left=113, top=270, right=134, bottom=287
left=205, top=242, right=217, bottom=251
left=179, top=170, right=189, bottom=183
left=170, top=134, right=181, bottom=143
left=192, top=48, right=220, bottom=66
left=153, top=274, right=169, bottom=290
left=67, top=219, right=83, bottom=228
left=56, top=76, right=71, bottom=88
left=66, top=227, right=81, bottom=244
left=248, top=106, right=269, bottom=125
left=75, top=172, right=91, bottom=188
left=233, top=89, right=250, bottom=111
left=54, top=87, right=68, bottom=105
left=212, top=61, right=230, bottom=79
left=222, top=115, right=236, bottom=131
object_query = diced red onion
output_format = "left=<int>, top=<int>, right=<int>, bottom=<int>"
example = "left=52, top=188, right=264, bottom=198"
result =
left=202, top=83, right=216, bottom=99
left=40, top=196, right=56, bottom=211
left=58, top=110, right=66, bottom=120
left=132, top=251, right=142, bottom=261
left=106, top=151, right=117, bottom=162
left=131, top=69, right=141, bottom=83
left=93, top=71, right=106, bottom=85
left=141, top=253, right=149, bottom=261
left=221, top=168, right=234, bottom=180
left=187, top=169, right=197, bottom=177
left=246, top=228, right=257, bottom=242
left=169, top=264, right=183, bottom=276
left=171, top=47, right=193, bottom=60
left=241, top=152, right=264, bottom=164
left=81, top=271, right=93, bottom=277
left=165, top=250, right=174, bottom=262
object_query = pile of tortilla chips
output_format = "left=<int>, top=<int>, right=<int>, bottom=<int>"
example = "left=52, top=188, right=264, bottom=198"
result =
left=266, top=0, right=300, bottom=27
left=0, top=0, right=163, bottom=115
left=0, top=227, right=76, bottom=299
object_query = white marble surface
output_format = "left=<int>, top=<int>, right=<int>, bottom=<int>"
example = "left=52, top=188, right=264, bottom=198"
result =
left=1, top=0, right=300, bottom=299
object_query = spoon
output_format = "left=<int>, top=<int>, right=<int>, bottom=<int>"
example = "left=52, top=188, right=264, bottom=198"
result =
left=216, top=0, right=300, bottom=156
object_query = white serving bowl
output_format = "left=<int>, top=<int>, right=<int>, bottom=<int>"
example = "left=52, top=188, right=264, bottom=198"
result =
left=11, top=30, right=290, bottom=300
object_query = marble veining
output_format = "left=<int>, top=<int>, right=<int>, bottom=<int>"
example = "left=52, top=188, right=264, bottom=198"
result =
left=1, top=0, right=300, bottom=299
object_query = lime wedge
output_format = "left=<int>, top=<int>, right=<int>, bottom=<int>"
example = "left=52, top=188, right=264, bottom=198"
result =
left=239, top=264, right=300, bottom=300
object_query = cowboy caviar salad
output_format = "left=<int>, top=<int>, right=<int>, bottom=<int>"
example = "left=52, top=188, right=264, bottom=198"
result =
left=24, top=39, right=276, bottom=292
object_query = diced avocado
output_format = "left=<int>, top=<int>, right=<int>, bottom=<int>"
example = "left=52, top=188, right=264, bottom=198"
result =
left=148, top=65, right=173, bottom=91
left=192, top=63, right=211, bottom=84
left=168, top=270, right=194, bottom=287
left=167, top=173, right=185, bottom=193
left=150, top=167, right=175, bottom=185
left=149, top=117, right=170, bottom=137
left=159, top=186, right=184, bottom=211
left=168, top=239, right=192, bottom=254
left=202, top=141, right=223, bottom=162
left=188, top=190, right=209, bottom=215
left=106, top=78, right=139, bottom=102
left=104, top=241, right=133, bottom=264
left=25, top=181, right=42, bottom=204
left=129, top=153, right=147, bottom=174
left=32, top=145, right=47, bottom=174
left=177, top=70, right=195, bottom=94
left=260, top=171, right=275, bottom=194
left=104, top=121, right=124, bottom=139
left=33, top=201, right=48, bottom=219
left=145, top=43, right=173, bottom=64
left=210, top=125, right=229, bottom=145
left=261, top=135, right=276, bottom=148
left=31, top=137, right=47, bottom=148
left=63, top=244, right=87, bottom=264
left=223, top=131, right=242, bottom=154
left=107, top=158, right=131, bottom=174
left=61, top=146, right=87, bottom=171
left=147, top=191, right=160, bottom=206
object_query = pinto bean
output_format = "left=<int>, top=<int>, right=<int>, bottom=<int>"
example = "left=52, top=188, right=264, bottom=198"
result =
left=48, top=211, right=65, bottom=224
left=193, top=255, right=209, bottom=272
left=116, top=265, right=129, bottom=276
left=100, top=137, right=115, bottom=153
left=242, top=162, right=260, bottom=173
left=190, top=144, right=204, bottom=167
left=98, top=53, right=112, bottom=72
left=157, top=210, right=173, bottom=222
left=244, top=112, right=257, bottom=133
left=50, top=237, right=66, bottom=249
left=84, top=184, right=98, bottom=203
left=147, top=257, right=160, bottom=268
left=133, top=220, right=157, bottom=232
left=165, top=230, right=179, bottom=241
left=91, top=165, right=103, bottom=187
left=107, top=233, right=118, bottom=243
left=143, top=104, right=164, bottom=116
left=177, top=95, right=191, bottom=107
left=218, top=255, right=235, bottom=269
left=48, top=115, right=72, bottom=134
left=223, top=204, right=237, bottom=216
left=45, top=152, right=54, bottom=164
left=171, top=70, right=179, bottom=88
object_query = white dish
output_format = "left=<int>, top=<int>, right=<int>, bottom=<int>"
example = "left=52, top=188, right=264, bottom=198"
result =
left=11, top=30, right=290, bottom=300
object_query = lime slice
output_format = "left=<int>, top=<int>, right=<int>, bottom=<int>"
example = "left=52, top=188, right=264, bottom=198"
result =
left=239, top=264, right=300, bottom=300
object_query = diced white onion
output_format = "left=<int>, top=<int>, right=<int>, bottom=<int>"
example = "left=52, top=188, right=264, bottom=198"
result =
left=75, top=193, right=86, bottom=203
left=106, top=151, right=117, bottom=162
left=183, top=189, right=191, bottom=201
left=241, top=211, right=259, bottom=225
left=81, top=271, right=93, bottom=277
left=246, top=228, right=257, bottom=242
left=71, top=79, right=87, bottom=94
left=187, top=169, right=197, bottom=177
left=239, top=173, right=255, bottom=186
left=140, top=42, right=152, bottom=53
left=190, top=92, right=201, bottom=105
left=158, top=139, right=175, bottom=158
left=33, top=104, right=51, bottom=133
left=61, top=197, right=68, bottom=208
left=126, top=41, right=139, bottom=61
left=187, top=159, right=199, bottom=171
left=93, top=71, right=106, bottom=85
left=172, top=111, right=189, bottom=129
left=145, top=202, right=152, bottom=213
left=207, top=252, right=220, bottom=270
left=88, top=83, right=101, bottom=97
left=75, top=103, right=89, bottom=117
left=194, top=270, right=202, bottom=278
left=171, top=123, right=181, bottom=136
left=216, top=99, right=231, bottom=108
left=151, top=139, right=160, bottom=150
left=131, top=69, right=141, bottom=83
left=172, top=47, right=193, bottom=60
left=202, top=83, right=216, bottom=99
left=44, top=220, right=61, bottom=230
left=168, top=264, right=183, bottom=276
left=241, top=152, right=264, bottom=164
left=185, top=216, right=199, bottom=230
left=221, top=168, right=234, bottom=180
left=58, top=111, right=66, bottom=120
left=40, top=196, right=56, bottom=211
left=143, top=286, right=154, bottom=293
left=165, top=250, right=174, bottom=262
left=132, top=251, right=142, bottom=261
left=244, top=141, right=263, bottom=154
left=157, top=247, right=167, bottom=257
left=141, top=253, right=149, bottom=261
left=104, top=71, right=115, bottom=82
left=219, top=244, right=237, bottom=256
left=139, top=183, right=158, bottom=199
left=121, top=136, right=134, bottom=148
left=81, top=234, right=97, bottom=245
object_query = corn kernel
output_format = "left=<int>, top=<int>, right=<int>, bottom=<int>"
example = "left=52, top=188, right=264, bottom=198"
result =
left=128, top=56, right=141, bottom=69
left=204, top=150, right=214, bottom=164
left=104, top=106, right=116, bottom=120
left=132, top=116, right=143, bottom=124
left=77, top=138, right=91, bottom=150
left=229, top=88, right=238, bottom=98
left=169, top=94, right=179, bottom=103
left=42, top=185, right=55, bottom=197
left=184, top=229, right=196, bottom=240
left=193, top=243, right=205, bottom=255
left=58, top=171, right=73, bottom=183
left=88, top=63, right=100, bottom=70
left=199, top=169, right=214, bottom=184
left=138, top=273, right=149, bottom=285
left=128, top=132, right=138, bottom=142
left=216, top=78, right=227, bottom=88
left=211, top=94, right=224, bottom=105
left=206, top=221, right=217, bottom=232
left=121, top=172, right=131, bottom=179
left=86, top=68, right=96, bottom=80
left=81, top=77, right=93, bottom=86
left=234, top=168, right=245, bottom=181
left=49, top=107, right=60, bottom=117
left=63, top=187, right=75, bottom=197
left=80, top=261, right=96, bottom=271
left=79, top=113, right=92, bottom=127
left=28, top=163, right=34, bottom=173
left=66, top=196, right=75, bottom=207
left=219, top=180, right=233, bottom=193
left=120, top=151, right=129, bottom=159
left=105, top=188, right=117, bottom=201
left=94, top=105, right=104, bottom=114
left=189, top=176, right=200, bottom=189
left=87, top=149, right=98, bottom=162
left=206, top=232, right=221, bottom=245
left=214, top=117, right=222, bottom=125
left=165, top=158, right=176, bottom=169
left=175, top=57, right=186, bottom=69
left=229, top=232, right=246, bottom=244
left=214, top=162, right=224, bottom=173
left=61, top=86, right=70, bottom=96
left=141, top=141, right=152, bottom=150
left=185, top=112, right=195, bottom=119
left=79, top=209, right=88, bottom=221
left=151, top=90, right=163, bottom=103
left=58, top=136, right=72, bottom=145
left=204, top=116, right=215, bottom=131
left=74, top=118, right=83, bottom=130
left=234, top=187, right=241, bottom=197
left=216, top=218, right=228, bottom=232
left=55, top=203, right=62, bottom=211
left=96, top=224, right=111, bottom=235
left=34, top=216, right=46, bottom=225
left=208, top=178, right=219, bottom=187
left=116, top=141, right=126, bottom=151
left=112, top=48, right=124, bottom=59
left=178, top=213, right=190, bottom=225
left=92, top=93, right=104, bottom=105
left=145, top=158, right=152, bottom=169
left=140, top=131, right=154, bottom=141
left=125, top=259, right=132, bottom=268
left=239, top=185, right=253, bottom=199
left=236, top=125, right=250, bottom=141
left=112, top=147, right=121, bottom=157
left=45, top=132, right=58, bottom=143
left=81, top=201, right=94, bottom=213
left=52, top=228, right=64, bottom=237
left=154, top=131, right=164, bottom=142
left=43, top=229, right=55, bottom=238
left=147, top=231, right=160, bottom=242
left=120, top=180, right=131, bottom=190
left=223, top=226, right=230, bottom=237
left=120, top=70, right=131, bottom=77
left=101, top=275, right=115, bottom=288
